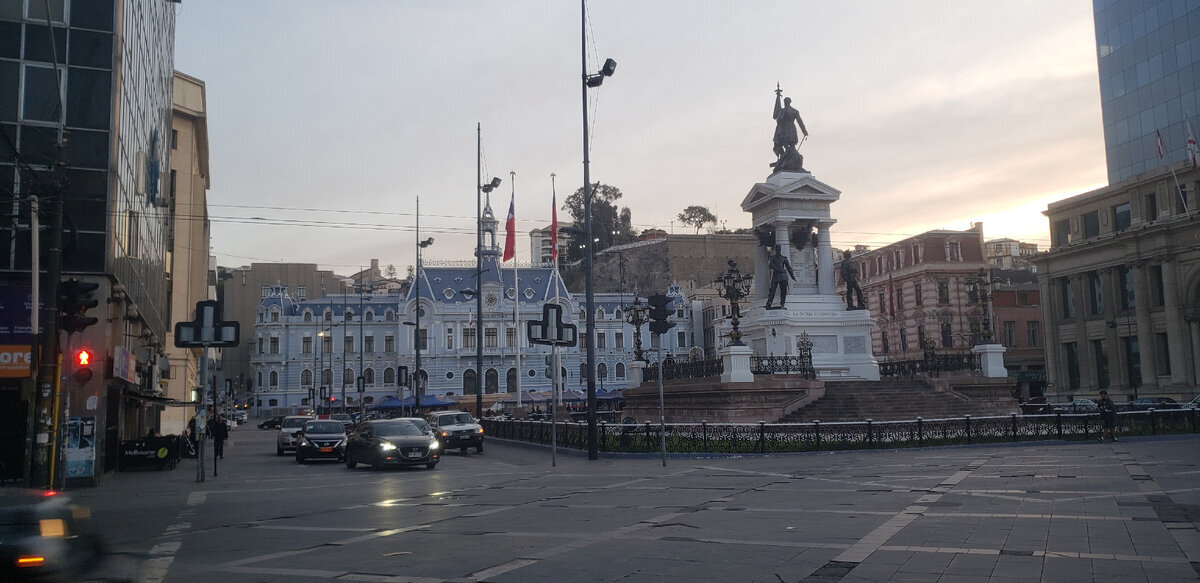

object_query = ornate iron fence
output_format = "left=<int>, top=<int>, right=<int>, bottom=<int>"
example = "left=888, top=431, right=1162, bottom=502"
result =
left=482, top=408, right=1199, bottom=454
left=641, top=357, right=723, bottom=383
left=749, top=355, right=815, bottom=378
left=879, top=350, right=981, bottom=378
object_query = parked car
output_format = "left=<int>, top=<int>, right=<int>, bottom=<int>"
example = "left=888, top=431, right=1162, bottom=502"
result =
left=1183, top=395, right=1200, bottom=409
left=344, top=419, right=440, bottom=470
left=1054, top=399, right=1099, bottom=413
left=276, top=415, right=313, bottom=455
left=258, top=415, right=285, bottom=430
left=0, top=489, right=104, bottom=582
left=295, top=420, right=347, bottom=463
left=233, top=411, right=248, bottom=424
left=426, top=411, right=484, bottom=453
left=1018, top=397, right=1052, bottom=415
left=1129, top=397, right=1180, bottom=411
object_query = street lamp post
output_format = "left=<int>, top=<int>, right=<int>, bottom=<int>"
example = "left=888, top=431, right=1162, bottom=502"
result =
left=967, top=268, right=995, bottom=344
left=580, top=0, right=617, bottom=460
left=715, top=261, right=753, bottom=346
left=625, top=295, right=649, bottom=363
left=415, top=196, right=434, bottom=409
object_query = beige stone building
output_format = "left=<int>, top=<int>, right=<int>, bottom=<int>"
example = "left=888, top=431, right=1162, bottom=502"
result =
left=1032, top=162, right=1200, bottom=402
left=160, top=72, right=213, bottom=434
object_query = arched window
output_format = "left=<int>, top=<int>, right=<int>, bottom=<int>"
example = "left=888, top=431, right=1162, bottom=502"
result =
left=270, top=309, right=279, bottom=322
left=324, top=309, right=332, bottom=322
left=303, top=311, right=312, bottom=322
left=257, top=371, right=263, bottom=388
left=579, top=363, right=587, bottom=383
left=365, top=368, right=375, bottom=386
left=485, top=369, right=499, bottom=394
left=268, top=399, right=278, bottom=407
left=597, top=363, right=608, bottom=380
left=463, top=369, right=478, bottom=395
left=364, top=396, right=374, bottom=405
left=506, top=367, right=518, bottom=393
left=343, top=368, right=354, bottom=386
left=344, top=309, right=354, bottom=321
left=301, top=369, right=312, bottom=387
left=596, top=307, right=606, bottom=320
left=384, top=367, right=395, bottom=385
left=365, top=310, right=374, bottom=322
left=386, top=310, right=396, bottom=322
left=321, top=368, right=332, bottom=386
left=269, top=371, right=278, bottom=387
left=614, top=308, right=623, bottom=321
left=616, top=363, right=626, bottom=379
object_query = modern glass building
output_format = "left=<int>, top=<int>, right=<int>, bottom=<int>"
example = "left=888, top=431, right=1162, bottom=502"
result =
left=1094, top=0, right=1200, bottom=184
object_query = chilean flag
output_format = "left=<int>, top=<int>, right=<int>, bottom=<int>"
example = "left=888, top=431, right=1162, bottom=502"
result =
left=1156, top=129, right=1166, bottom=159
left=503, top=193, right=516, bottom=262
left=550, top=193, right=559, bottom=264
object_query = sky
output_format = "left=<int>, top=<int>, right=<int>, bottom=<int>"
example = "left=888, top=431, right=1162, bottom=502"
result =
left=173, top=0, right=1108, bottom=276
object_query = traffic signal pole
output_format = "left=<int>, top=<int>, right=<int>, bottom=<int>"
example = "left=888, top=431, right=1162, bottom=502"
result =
left=31, top=142, right=67, bottom=489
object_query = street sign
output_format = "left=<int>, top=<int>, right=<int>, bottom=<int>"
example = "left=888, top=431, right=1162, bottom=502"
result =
left=527, top=303, right=578, bottom=347
left=174, top=300, right=240, bottom=348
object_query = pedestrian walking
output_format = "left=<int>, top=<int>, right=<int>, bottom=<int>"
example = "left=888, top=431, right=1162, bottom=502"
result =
left=208, top=415, right=230, bottom=458
left=1097, top=390, right=1117, bottom=442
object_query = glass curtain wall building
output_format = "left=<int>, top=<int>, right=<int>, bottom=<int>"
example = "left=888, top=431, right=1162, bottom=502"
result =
left=1094, top=0, right=1200, bottom=184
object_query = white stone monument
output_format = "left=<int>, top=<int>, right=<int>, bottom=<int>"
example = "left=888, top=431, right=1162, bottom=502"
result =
left=738, top=171, right=880, bottom=380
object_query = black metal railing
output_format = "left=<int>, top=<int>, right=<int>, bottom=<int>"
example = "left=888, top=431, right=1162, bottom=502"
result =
left=749, top=355, right=815, bottom=379
left=641, top=357, right=724, bottom=383
left=879, top=350, right=981, bottom=378
left=481, top=408, right=1199, bottom=455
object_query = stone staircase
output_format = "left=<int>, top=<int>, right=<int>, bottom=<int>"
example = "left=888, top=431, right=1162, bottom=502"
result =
left=777, top=379, right=1017, bottom=423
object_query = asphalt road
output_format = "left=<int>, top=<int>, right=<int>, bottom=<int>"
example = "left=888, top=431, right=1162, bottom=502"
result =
left=69, top=423, right=1200, bottom=582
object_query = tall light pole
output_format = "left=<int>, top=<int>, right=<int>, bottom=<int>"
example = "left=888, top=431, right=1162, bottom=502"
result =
left=581, top=0, right=617, bottom=460
left=476, top=124, right=501, bottom=417
left=415, top=197, right=434, bottom=408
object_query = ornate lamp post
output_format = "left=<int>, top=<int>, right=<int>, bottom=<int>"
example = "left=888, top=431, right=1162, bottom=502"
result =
left=625, top=294, right=649, bottom=362
left=966, top=268, right=995, bottom=343
left=715, top=261, right=753, bottom=346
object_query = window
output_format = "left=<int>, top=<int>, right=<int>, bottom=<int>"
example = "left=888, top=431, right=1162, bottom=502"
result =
left=911, top=244, right=922, bottom=264
left=343, top=368, right=354, bottom=387
left=322, top=336, right=332, bottom=354
left=616, top=363, right=625, bottom=379
left=301, top=369, right=312, bottom=387
left=677, top=331, right=686, bottom=348
left=1082, top=211, right=1100, bottom=238
left=171, top=129, right=178, bottom=149
left=1058, top=277, right=1075, bottom=319
left=269, top=337, right=279, bottom=354
left=1154, top=333, right=1170, bottom=376
left=947, top=241, right=961, bottom=262
left=384, top=368, right=394, bottom=385
left=417, top=329, right=428, bottom=351
left=269, top=399, right=278, bottom=407
left=344, top=336, right=354, bottom=354
left=1149, top=265, right=1164, bottom=307
left=302, top=337, right=312, bottom=355
left=1003, top=321, right=1016, bottom=347
left=261, top=285, right=270, bottom=298
left=877, top=292, right=886, bottom=312
left=1064, top=342, right=1080, bottom=390
left=296, top=286, right=306, bottom=301
left=615, top=332, right=624, bottom=349
left=303, top=311, right=312, bottom=323
left=365, top=368, right=375, bottom=386
left=385, top=310, right=395, bottom=322
left=898, top=328, right=908, bottom=352
left=596, top=332, right=606, bottom=349
left=446, top=328, right=454, bottom=350
left=940, top=322, right=953, bottom=348
left=1052, top=219, right=1070, bottom=246
left=1142, top=193, right=1157, bottom=222
left=914, top=283, right=923, bottom=306
left=364, top=336, right=374, bottom=353
left=894, top=285, right=904, bottom=311
left=270, top=309, right=279, bottom=323
left=598, top=363, right=608, bottom=380
left=464, top=328, right=476, bottom=349
left=485, top=327, right=498, bottom=348
left=505, top=326, right=516, bottom=348
left=1027, top=321, right=1041, bottom=348
left=169, top=169, right=176, bottom=198
left=384, top=335, right=395, bottom=353
left=937, top=280, right=950, bottom=304
left=881, top=330, right=890, bottom=354
left=269, top=371, right=278, bottom=388
left=1176, top=185, right=1189, bottom=214
left=1118, top=265, right=1135, bottom=310
left=1124, top=336, right=1141, bottom=389
left=1092, top=340, right=1109, bottom=389
left=917, top=326, right=927, bottom=348
left=1087, top=271, right=1103, bottom=315
left=596, top=307, right=606, bottom=320
left=257, top=338, right=263, bottom=355
left=1113, top=202, right=1131, bottom=231
left=344, top=310, right=353, bottom=321
left=324, top=310, right=332, bottom=322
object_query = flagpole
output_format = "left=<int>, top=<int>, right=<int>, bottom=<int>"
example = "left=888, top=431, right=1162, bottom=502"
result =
left=1158, top=127, right=1190, bottom=215
left=551, top=174, right=563, bottom=408
left=510, top=171, right=522, bottom=410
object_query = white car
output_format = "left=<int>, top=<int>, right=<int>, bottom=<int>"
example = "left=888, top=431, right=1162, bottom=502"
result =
left=276, top=415, right=313, bottom=455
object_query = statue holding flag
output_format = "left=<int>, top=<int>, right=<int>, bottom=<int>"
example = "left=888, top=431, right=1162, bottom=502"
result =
left=771, top=83, right=809, bottom=174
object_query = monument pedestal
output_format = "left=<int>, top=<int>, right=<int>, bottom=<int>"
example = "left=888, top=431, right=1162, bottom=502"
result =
left=972, top=344, right=1008, bottom=378
left=744, top=295, right=879, bottom=381
left=720, top=344, right=754, bottom=383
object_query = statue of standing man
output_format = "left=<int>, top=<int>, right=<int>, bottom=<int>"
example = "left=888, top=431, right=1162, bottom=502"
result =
left=764, top=245, right=796, bottom=310
left=771, top=84, right=809, bottom=173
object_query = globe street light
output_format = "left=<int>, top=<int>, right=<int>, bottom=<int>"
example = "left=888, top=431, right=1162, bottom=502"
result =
left=715, top=261, right=753, bottom=346
left=624, top=295, right=649, bottom=363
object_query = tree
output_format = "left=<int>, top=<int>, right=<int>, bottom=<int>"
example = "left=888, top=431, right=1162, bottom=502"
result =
left=678, top=205, right=717, bottom=234
left=384, top=264, right=397, bottom=279
left=562, top=183, right=636, bottom=260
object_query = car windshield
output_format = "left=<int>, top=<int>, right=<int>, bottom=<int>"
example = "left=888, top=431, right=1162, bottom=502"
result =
left=331, top=414, right=351, bottom=421
left=406, top=419, right=430, bottom=432
left=374, top=422, right=422, bottom=436
left=304, top=421, right=344, bottom=434
left=282, top=417, right=308, bottom=428
left=442, top=413, right=474, bottom=424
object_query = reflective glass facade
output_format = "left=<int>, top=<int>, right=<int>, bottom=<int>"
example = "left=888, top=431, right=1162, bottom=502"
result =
left=1094, top=0, right=1200, bottom=184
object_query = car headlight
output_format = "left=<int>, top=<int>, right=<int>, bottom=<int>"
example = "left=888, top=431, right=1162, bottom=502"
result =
left=476, top=427, right=484, bottom=435
left=428, top=440, right=440, bottom=450
left=336, top=439, right=346, bottom=447
left=379, top=442, right=397, bottom=452
left=298, top=437, right=310, bottom=446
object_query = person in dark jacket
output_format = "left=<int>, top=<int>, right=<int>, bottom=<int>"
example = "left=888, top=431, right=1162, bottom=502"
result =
left=208, top=415, right=230, bottom=458
left=1097, top=390, right=1117, bottom=442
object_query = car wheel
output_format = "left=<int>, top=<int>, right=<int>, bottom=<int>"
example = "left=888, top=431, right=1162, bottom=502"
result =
left=276, top=445, right=284, bottom=456
left=345, top=452, right=356, bottom=469
left=476, top=443, right=484, bottom=453
left=426, top=462, right=438, bottom=470
left=460, top=446, right=468, bottom=453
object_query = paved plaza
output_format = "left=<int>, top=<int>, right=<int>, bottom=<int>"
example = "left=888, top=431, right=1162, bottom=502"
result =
left=71, top=428, right=1200, bottom=582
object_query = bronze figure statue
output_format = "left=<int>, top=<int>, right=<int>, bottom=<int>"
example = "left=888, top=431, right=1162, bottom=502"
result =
left=840, top=249, right=866, bottom=310
left=771, top=84, right=808, bottom=173
left=764, top=245, right=796, bottom=309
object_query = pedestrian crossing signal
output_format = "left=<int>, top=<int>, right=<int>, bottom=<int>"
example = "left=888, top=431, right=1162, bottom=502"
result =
left=72, top=349, right=94, bottom=384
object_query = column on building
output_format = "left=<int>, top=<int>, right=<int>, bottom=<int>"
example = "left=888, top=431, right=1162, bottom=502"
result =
left=816, top=222, right=835, bottom=296
left=1039, top=275, right=1061, bottom=393
left=1071, top=273, right=1095, bottom=392
left=1132, top=262, right=1158, bottom=389
left=792, top=220, right=818, bottom=293
left=1159, top=257, right=1190, bottom=387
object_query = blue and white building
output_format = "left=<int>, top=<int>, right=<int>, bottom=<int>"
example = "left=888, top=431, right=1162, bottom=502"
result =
left=250, top=197, right=699, bottom=412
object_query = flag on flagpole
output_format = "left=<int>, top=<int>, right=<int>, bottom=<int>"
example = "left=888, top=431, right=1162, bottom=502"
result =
left=1187, top=117, right=1200, bottom=171
left=1156, top=129, right=1166, bottom=159
left=502, top=193, right=516, bottom=262
left=550, top=192, right=559, bottom=264
left=467, top=310, right=473, bottom=327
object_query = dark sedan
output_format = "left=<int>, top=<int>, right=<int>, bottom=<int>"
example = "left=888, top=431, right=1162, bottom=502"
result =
left=0, top=490, right=103, bottom=582
left=345, top=420, right=439, bottom=470
left=258, top=415, right=285, bottom=430
left=1129, top=397, right=1180, bottom=410
left=295, top=420, right=348, bottom=463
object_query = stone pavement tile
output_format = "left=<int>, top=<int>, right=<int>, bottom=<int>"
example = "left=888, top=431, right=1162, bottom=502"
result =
left=1090, top=558, right=1149, bottom=581
left=861, top=549, right=912, bottom=566
left=842, top=563, right=900, bottom=583
left=1040, top=556, right=1099, bottom=583
left=943, top=553, right=998, bottom=576
left=990, top=554, right=1043, bottom=579
left=897, top=552, right=954, bottom=575
left=1141, top=562, right=1200, bottom=582
left=934, top=574, right=991, bottom=583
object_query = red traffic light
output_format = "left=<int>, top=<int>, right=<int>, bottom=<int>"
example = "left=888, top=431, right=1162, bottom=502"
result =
left=72, top=349, right=94, bottom=384
left=76, top=349, right=92, bottom=366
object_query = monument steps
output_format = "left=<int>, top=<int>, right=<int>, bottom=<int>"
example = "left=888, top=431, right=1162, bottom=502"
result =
left=777, top=380, right=1016, bottom=423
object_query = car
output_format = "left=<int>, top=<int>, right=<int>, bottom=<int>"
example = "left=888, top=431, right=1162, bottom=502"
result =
left=258, top=415, right=285, bottom=430
left=233, top=411, right=248, bottom=424
left=0, top=489, right=104, bottom=582
left=295, top=419, right=348, bottom=463
left=1018, top=397, right=1052, bottom=415
left=1053, top=398, right=1099, bottom=413
left=426, top=410, right=484, bottom=453
left=393, top=417, right=434, bottom=437
left=276, top=415, right=313, bottom=455
left=329, top=413, right=353, bottom=429
left=1185, top=395, right=1200, bottom=409
left=344, top=419, right=440, bottom=470
left=1129, top=397, right=1180, bottom=411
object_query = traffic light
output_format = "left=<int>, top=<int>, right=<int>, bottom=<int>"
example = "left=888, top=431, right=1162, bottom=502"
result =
left=647, top=294, right=675, bottom=335
left=72, top=348, right=94, bottom=384
left=58, top=279, right=100, bottom=334
left=544, top=354, right=554, bottom=379
left=398, top=365, right=410, bottom=388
